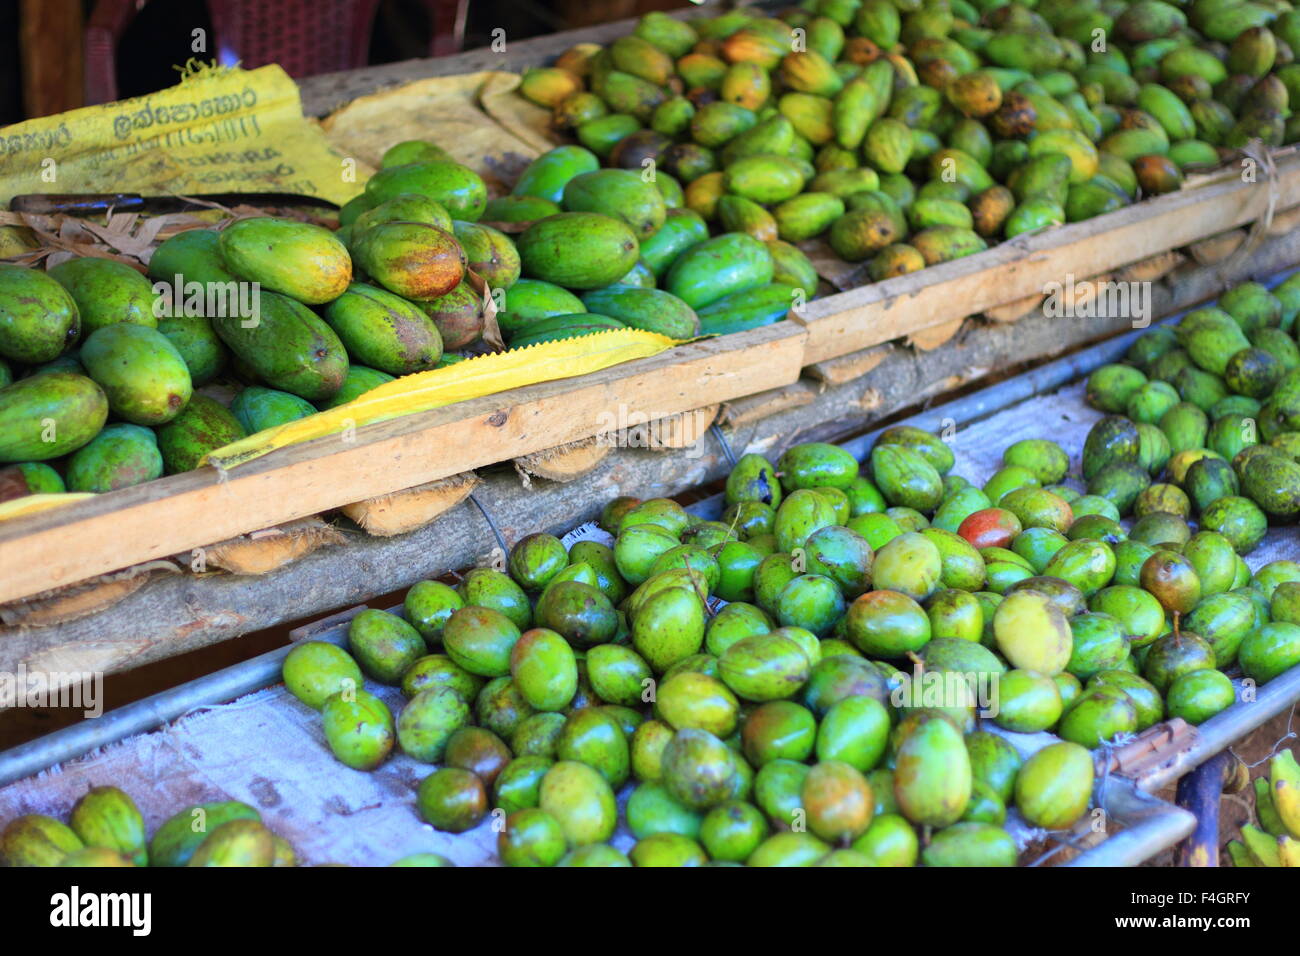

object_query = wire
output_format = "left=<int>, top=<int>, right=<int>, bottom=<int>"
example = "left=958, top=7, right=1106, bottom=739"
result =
left=711, top=423, right=738, bottom=469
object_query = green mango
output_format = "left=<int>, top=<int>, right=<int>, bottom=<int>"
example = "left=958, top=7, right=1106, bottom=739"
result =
left=1087, top=364, right=1148, bottom=414
left=218, top=217, right=351, bottom=305
left=695, top=283, right=796, bottom=336
left=1242, top=452, right=1300, bottom=519
left=48, top=257, right=157, bottom=333
left=442, top=604, right=524, bottom=678
left=659, top=728, right=738, bottom=810
left=632, top=586, right=706, bottom=673
left=993, top=669, right=1064, bottom=732
left=893, top=716, right=971, bottom=827
left=498, top=279, right=586, bottom=337
left=964, top=730, right=1023, bottom=806
left=149, top=228, right=241, bottom=289
left=380, top=141, right=450, bottom=167
left=1082, top=415, right=1141, bottom=481
left=154, top=313, right=227, bottom=389
left=518, top=213, right=642, bottom=290
left=1005, top=197, right=1065, bottom=237
left=213, top=290, right=349, bottom=400
left=182, top=821, right=279, bottom=867
left=508, top=313, right=626, bottom=348
left=346, top=607, right=424, bottom=683
left=229, top=386, right=316, bottom=435
left=535, top=580, right=619, bottom=647
left=281, top=640, right=364, bottom=710
left=0, top=264, right=81, bottom=364
left=719, top=115, right=794, bottom=165
left=0, top=372, right=107, bottom=464
left=481, top=194, right=562, bottom=223
left=315, top=365, right=394, bottom=410
left=64, top=423, right=162, bottom=493
left=1014, top=741, right=1094, bottom=828
left=497, top=807, right=567, bottom=867
left=870, top=444, right=943, bottom=512
left=1239, top=622, right=1300, bottom=683
left=718, top=631, right=811, bottom=701
left=639, top=209, right=710, bottom=277
left=351, top=220, right=465, bottom=302
left=417, top=767, right=487, bottom=832
left=320, top=687, right=396, bottom=769
left=78, top=323, right=192, bottom=425
left=509, top=628, right=578, bottom=712
left=155, top=393, right=245, bottom=473
left=656, top=671, right=739, bottom=737
left=774, top=488, right=837, bottom=553
left=579, top=286, right=699, bottom=338
left=922, top=822, right=1017, bottom=866
left=67, top=786, right=147, bottom=866
left=562, top=169, right=668, bottom=241
left=365, top=160, right=487, bottom=220
left=577, top=115, right=642, bottom=158
left=493, top=755, right=554, bottom=813
left=557, top=708, right=630, bottom=787
left=911, top=225, right=988, bottom=265
left=450, top=220, right=521, bottom=290
left=833, top=63, right=893, bottom=149
left=352, top=193, right=453, bottom=236
left=149, top=802, right=261, bottom=867
left=1166, top=669, right=1235, bottom=724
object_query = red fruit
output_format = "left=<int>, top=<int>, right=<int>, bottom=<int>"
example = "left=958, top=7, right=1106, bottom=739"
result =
left=957, top=508, right=1023, bottom=549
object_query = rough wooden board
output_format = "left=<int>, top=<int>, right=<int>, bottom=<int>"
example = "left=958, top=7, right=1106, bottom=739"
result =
left=5, top=198, right=1300, bottom=677
left=984, top=294, right=1045, bottom=323
left=515, top=438, right=610, bottom=483
left=1266, top=203, right=1300, bottom=236
left=341, top=472, right=479, bottom=535
left=718, top=382, right=817, bottom=427
left=200, top=519, right=347, bottom=575
left=637, top=405, right=721, bottom=450
left=1188, top=229, right=1248, bottom=265
left=906, top=316, right=967, bottom=351
left=0, top=321, right=806, bottom=606
left=1114, top=250, right=1185, bottom=284
left=0, top=561, right=179, bottom=629
left=805, top=344, right=894, bottom=386
left=1062, top=273, right=1113, bottom=313
left=797, top=152, right=1300, bottom=365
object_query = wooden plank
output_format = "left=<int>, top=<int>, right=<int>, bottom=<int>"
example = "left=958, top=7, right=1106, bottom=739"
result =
left=0, top=322, right=805, bottom=606
left=11, top=219, right=1300, bottom=681
left=799, top=153, right=1300, bottom=364
left=19, top=0, right=83, bottom=119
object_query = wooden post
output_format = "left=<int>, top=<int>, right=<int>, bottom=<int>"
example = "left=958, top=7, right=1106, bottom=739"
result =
left=19, top=0, right=83, bottom=119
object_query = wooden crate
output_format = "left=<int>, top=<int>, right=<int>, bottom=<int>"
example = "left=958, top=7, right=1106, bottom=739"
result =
left=0, top=323, right=805, bottom=605
left=4, top=5, right=1300, bottom=609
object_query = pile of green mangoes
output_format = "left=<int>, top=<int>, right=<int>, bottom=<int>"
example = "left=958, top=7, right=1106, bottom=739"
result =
left=0, top=132, right=803, bottom=496
left=0, top=785, right=299, bottom=867
left=1081, top=272, right=1300, bottom=537
left=340, top=141, right=797, bottom=343
left=513, top=1, right=1300, bottom=278
left=278, top=396, right=1292, bottom=866
left=0, top=143, right=527, bottom=491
